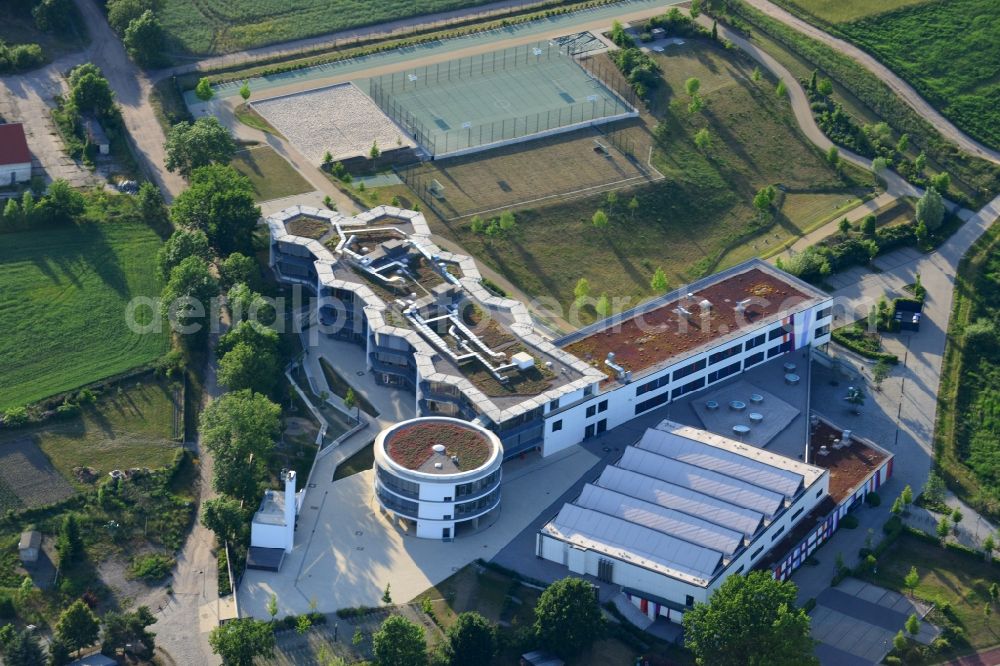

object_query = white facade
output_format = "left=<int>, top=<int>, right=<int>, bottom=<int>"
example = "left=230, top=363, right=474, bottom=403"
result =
left=373, top=417, right=504, bottom=539
left=250, top=471, right=300, bottom=553
left=542, top=288, right=833, bottom=458
left=0, top=162, right=30, bottom=185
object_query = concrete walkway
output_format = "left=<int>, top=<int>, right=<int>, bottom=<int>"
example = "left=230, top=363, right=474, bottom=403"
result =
left=742, top=0, right=1000, bottom=165
left=787, top=193, right=1000, bottom=605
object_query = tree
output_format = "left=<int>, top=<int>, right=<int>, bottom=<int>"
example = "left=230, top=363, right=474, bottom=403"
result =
left=896, top=133, right=910, bottom=153
left=201, top=496, right=248, bottom=545
left=498, top=210, right=516, bottom=233
left=382, top=583, right=393, bottom=605
left=199, top=390, right=281, bottom=503
left=892, top=630, right=907, bottom=652
left=694, top=128, right=712, bottom=150
left=984, top=534, right=996, bottom=561
left=157, top=228, right=212, bottom=280
left=753, top=185, right=776, bottom=213
left=573, top=278, right=590, bottom=305
left=35, top=179, right=86, bottom=225
left=446, top=612, right=495, bottom=666
left=890, top=496, right=903, bottom=516
left=107, top=0, right=154, bottom=33
left=931, top=172, right=951, bottom=193
left=915, top=220, right=928, bottom=246
left=160, top=255, right=220, bottom=331
left=533, top=578, right=603, bottom=659
left=936, top=516, right=950, bottom=539
left=469, top=215, right=484, bottom=234
left=239, top=82, right=251, bottom=102
left=266, top=594, right=278, bottom=622
left=901, top=484, right=913, bottom=509
left=219, top=341, right=281, bottom=396
left=219, top=253, right=256, bottom=290
left=592, top=209, right=608, bottom=229
left=904, top=566, right=919, bottom=597
left=775, top=79, right=787, bottom=97
left=170, top=164, right=259, bottom=255
left=2, top=198, right=19, bottom=227
left=596, top=293, right=611, bottom=318
left=69, top=67, right=115, bottom=117
left=951, top=508, right=963, bottom=530
left=195, top=77, right=215, bottom=102
left=137, top=181, right=168, bottom=228
left=209, top=618, right=275, bottom=666
left=685, top=77, right=701, bottom=97
left=844, top=385, right=865, bottom=413
left=101, top=607, right=156, bottom=659
left=914, top=152, right=927, bottom=173
left=651, top=267, right=669, bottom=293
left=905, top=613, right=919, bottom=636
left=711, top=19, right=718, bottom=41
left=165, top=117, right=237, bottom=177
left=915, top=187, right=945, bottom=231
left=690, top=0, right=701, bottom=17
left=344, top=388, right=360, bottom=422
left=372, top=615, right=425, bottom=666
left=989, top=581, right=999, bottom=603
left=56, top=600, right=100, bottom=656
left=871, top=156, right=889, bottom=187
left=5, top=628, right=44, bottom=666
left=865, top=553, right=877, bottom=574
left=861, top=214, right=876, bottom=237
left=56, top=513, right=83, bottom=569
left=606, top=190, right=618, bottom=211
left=684, top=571, right=816, bottom=666
left=817, top=78, right=834, bottom=96
left=752, top=66, right=762, bottom=82
left=226, top=283, right=274, bottom=323
left=370, top=141, right=381, bottom=161
left=628, top=195, right=639, bottom=220
left=123, top=10, right=168, bottom=67
left=33, top=0, right=74, bottom=33
left=826, top=145, right=839, bottom=166
left=872, top=359, right=891, bottom=390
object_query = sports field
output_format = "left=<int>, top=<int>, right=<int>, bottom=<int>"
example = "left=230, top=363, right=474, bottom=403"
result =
left=367, top=42, right=634, bottom=156
left=0, top=222, right=168, bottom=411
left=159, top=0, right=493, bottom=55
left=399, top=122, right=655, bottom=218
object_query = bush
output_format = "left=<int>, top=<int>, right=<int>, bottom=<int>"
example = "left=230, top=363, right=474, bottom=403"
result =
left=865, top=491, right=881, bottom=507
left=841, top=514, right=859, bottom=529
left=883, top=515, right=903, bottom=535
left=129, top=553, right=175, bottom=581
left=218, top=548, right=231, bottom=596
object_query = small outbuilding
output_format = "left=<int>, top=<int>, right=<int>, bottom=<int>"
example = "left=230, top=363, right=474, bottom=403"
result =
left=18, top=531, right=41, bottom=567
left=0, top=123, right=32, bottom=185
left=84, top=117, right=110, bottom=155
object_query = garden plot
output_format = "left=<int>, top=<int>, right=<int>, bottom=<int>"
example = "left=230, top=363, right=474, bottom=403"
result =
left=0, top=438, right=75, bottom=510
left=251, top=83, right=415, bottom=164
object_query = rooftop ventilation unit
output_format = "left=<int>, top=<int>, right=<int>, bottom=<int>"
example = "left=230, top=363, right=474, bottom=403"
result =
left=734, top=298, right=752, bottom=313
left=699, top=299, right=713, bottom=312
left=605, top=352, right=626, bottom=380
left=432, top=444, right=446, bottom=454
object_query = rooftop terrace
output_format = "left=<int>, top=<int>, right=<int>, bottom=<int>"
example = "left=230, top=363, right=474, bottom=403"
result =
left=561, top=262, right=825, bottom=382
left=810, top=420, right=891, bottom=503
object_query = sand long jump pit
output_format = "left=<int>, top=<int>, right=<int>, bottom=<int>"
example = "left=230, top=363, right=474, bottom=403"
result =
left=251, top=82, right=416, bottom=164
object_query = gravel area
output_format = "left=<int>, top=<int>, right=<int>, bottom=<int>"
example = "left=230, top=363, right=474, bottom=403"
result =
left=251, top=82, right=414, bottom=164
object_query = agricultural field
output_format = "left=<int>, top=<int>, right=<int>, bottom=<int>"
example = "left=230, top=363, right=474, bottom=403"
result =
left=0, top=375, right=180, bottom=509
left=230, top=146, right=313, bottom=202
left=159, top=0, right=494, bottom=54
left=838, top=0, right=1000, bottom=151
left=0, top=221, right=168, bottom=411
left=781, top=0, right=930, bottom=24
left=410, top=41, right=864, bottom=319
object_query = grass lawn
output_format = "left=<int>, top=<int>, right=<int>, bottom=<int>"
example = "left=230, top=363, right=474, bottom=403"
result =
left=858, top=532, right=1000, bottom=661
left=839, top=0, right=1000, bottom=151
left=0, top=221, right=168, bottom=411
left=413, top=40, right=863, bottom=320
left=782, top=0, right=930, bottom=24
left=0, top=376, right=181, bottom=496
left=230, top=146, right=312, bottom=203
left=159, top=0, right=495, bottom=54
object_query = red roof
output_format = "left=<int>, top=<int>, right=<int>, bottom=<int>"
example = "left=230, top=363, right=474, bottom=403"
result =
left=0, top=123, right=31, bottom=166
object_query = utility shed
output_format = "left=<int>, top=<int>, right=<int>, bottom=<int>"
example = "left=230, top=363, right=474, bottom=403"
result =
left=18, top=531, right=41, bottom=566
left=0, top=123, right=32, bottom=185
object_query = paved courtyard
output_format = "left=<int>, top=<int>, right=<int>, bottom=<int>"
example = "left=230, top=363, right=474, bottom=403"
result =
left=811, top=577, right=938, bottom=665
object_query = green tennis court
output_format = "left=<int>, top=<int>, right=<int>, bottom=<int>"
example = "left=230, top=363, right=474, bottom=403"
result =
left=365, top=40, right=635, bottom=156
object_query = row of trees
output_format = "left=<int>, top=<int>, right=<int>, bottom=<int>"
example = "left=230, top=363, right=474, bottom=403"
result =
left=0, top=180, right=86, bottom=231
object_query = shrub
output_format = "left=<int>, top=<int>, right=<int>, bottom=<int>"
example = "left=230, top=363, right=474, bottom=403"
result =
left=865, top=491, right=881, bottom=507
left=841, top=514, right=859, bottom=529
left=129, top=553, right=175, bottom=581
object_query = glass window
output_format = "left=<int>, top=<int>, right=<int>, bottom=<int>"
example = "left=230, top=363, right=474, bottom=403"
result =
left=552, top=420, right=563, bottom=432
left=598, top=400, right=608, bottom=413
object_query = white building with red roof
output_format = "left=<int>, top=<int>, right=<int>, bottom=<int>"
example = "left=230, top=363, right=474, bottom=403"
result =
left=0, top=123, right=32, bottom=185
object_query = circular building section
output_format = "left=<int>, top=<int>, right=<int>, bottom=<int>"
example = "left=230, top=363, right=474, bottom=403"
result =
left=373, top=417, right=503, bottom=539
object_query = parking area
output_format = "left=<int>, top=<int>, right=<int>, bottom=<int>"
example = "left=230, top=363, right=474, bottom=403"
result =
left=810, top=578, right=938, bottom=665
